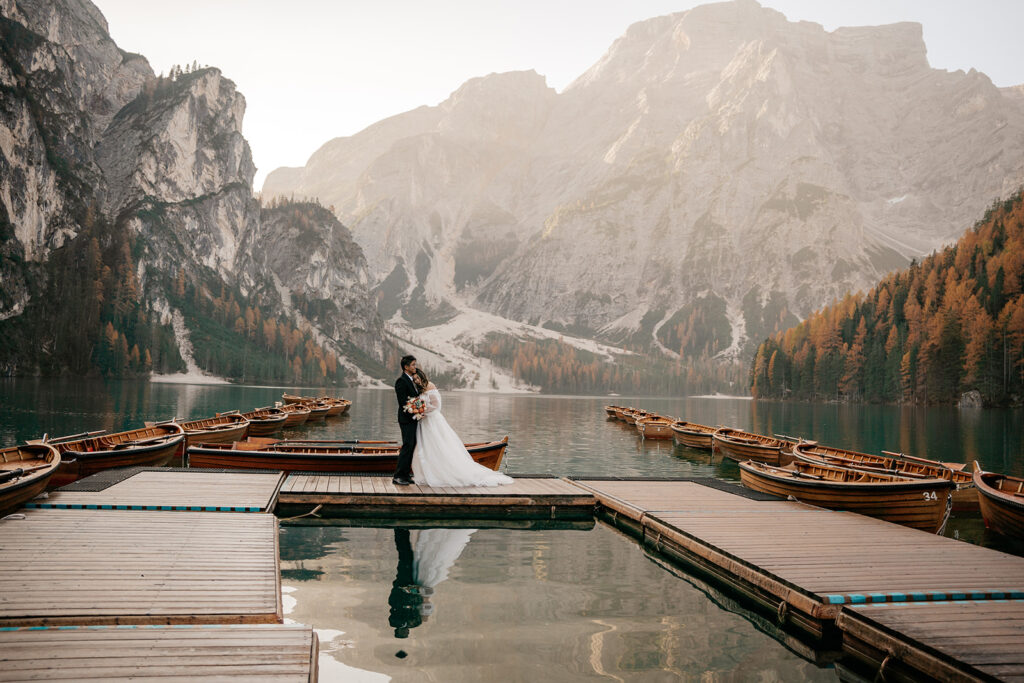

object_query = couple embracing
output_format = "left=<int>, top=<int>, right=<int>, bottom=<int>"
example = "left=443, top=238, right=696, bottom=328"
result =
left=392, top=355, right=513, bottom=488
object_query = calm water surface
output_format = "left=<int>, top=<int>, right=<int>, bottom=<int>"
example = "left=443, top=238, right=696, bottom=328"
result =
left=2, top=379, right=1022, bottom=678
left=281, top=523, right=834, bottom=682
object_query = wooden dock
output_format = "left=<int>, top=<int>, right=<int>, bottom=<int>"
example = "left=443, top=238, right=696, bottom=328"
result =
left=277, top=474, right=594, bottom=520
left=27, top=468, right=285, bottom=512
left=838, top=600, right=1024, bottom=682
left=0, top=508, right=282, bottom=627
left=0, top=624, right=318, bottom=682
left=572, top=478, right=1024, bottom=645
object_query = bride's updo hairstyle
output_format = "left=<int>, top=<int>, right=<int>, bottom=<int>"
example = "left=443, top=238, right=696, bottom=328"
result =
left=415, top=368, right=429, bottom=393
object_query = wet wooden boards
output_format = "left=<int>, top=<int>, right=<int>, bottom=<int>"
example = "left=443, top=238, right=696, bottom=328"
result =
left=0, top=508, right=282, bottom=627
left=277, top=475, right=595, bottom=520
left=28, top=469, right=285, bottom=512
left=839, top=600, right=1024, bottom=682
left=573, top=479, right=1024, bottom=641
left=0, top=623, right=318, bottom=682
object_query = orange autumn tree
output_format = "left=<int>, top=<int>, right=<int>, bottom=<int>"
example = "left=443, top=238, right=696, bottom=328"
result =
left=751, top=188, right=1024, bottom=405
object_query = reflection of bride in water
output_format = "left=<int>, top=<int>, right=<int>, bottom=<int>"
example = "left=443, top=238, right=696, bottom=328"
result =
left=388, top=528, right=477, bottom=638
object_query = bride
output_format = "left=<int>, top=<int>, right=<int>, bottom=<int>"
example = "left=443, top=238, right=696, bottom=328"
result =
left=411, top=369, right=514, bottom=487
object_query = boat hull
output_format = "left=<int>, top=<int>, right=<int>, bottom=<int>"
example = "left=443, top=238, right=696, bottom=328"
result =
left=637, top=420, right=674, bottom=440
left=793, top=444, right=976, bottom=512
left=739, top=463, right=952, bottom=532
left=282, top=410, right=310, bottom=427
left=245, top=417, right=287, bottom=436
left=51, top=436, right=182, bottom=488
left=713, top=435, right=789, bottom=466
left=188, top=438, right=508, bottom=474
left=974, top=467, right=1024, bottom=539
left=670, top=422, right=715, bottom=450
left=0, top=445, right=60, bottom=514
left=183, top=423, right=250, bottom=449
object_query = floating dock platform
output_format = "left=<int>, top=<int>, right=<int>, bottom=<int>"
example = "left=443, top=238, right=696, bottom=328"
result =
left=571, top=477, right=1024, bottom=679
left=0, top=508, right=282, bottom=627
left=276, top=473, right=595, bottom=520
left=28, top=467, right=285, bottom=512
left=0, top=624, right=318, bottom=682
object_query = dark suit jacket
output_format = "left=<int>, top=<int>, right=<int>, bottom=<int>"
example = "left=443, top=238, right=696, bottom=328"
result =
left=395, top=373, right=419, bottom=425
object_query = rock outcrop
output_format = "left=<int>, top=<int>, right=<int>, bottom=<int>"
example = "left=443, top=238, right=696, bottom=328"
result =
left=0, top=0, right=385, bottom=379
left=264, top=0, right=1024, bottom=362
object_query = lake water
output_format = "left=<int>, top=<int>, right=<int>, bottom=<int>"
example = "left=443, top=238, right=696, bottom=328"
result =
left=2, top=379, right=1022, bottom=679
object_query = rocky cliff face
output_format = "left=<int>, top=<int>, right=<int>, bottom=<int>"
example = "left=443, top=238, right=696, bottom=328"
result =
left=0, top=0, right=385, bottom=380
left=240, top=201, right=385, bottom=362
left=264, top=0, right=1024, bottom=363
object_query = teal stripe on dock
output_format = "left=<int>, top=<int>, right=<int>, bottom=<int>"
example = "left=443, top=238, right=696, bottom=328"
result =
left=823, top=590, right=1018, bottom=605
left=25, top=502, right=262, bottom=513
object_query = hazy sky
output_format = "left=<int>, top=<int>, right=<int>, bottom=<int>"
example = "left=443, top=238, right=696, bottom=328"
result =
left=93, top=1, right=1024, bottom=189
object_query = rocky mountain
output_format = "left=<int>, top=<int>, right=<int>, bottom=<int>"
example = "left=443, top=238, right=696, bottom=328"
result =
left=0, top=0, right=385, bottom=381
left=264, top=0, right=1024, bottom=374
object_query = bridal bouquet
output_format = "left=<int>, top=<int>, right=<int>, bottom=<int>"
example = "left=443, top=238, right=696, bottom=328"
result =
left=404, top=396, right=426, bottom=421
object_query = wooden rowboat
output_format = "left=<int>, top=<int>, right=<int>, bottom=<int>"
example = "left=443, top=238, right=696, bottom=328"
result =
left=973, top=462, right=1024, bottom=539
left=173, top=413, right=251, bottom=448
left=712, top=427, right=800, bottom=466
left=622, top=409, right=648, bottom=425
left=322, top=398, right=351, bottom=416
left=279, top=403, right=311, bottom=427
left=302, top=401, right=331, bottom=421
left=0, top=444, right=60, bottom=514
left=670, top=421, right=716, bottom=450
left=636, top=415, right=675, bottom=440
left=604, top=405, right=621, bottom=419
left=793, top=442, right=976, bottom=512
left=739, top=459, right=953, bottom=533
left=283, top=394, right=350, bottom=416
left=238, top=408, right=288, bottom=436
left=187, top=435, right=510, bottom=473
left=36, top=423, right=185, bottom=488
left=613, top=406, right=629, bottom=421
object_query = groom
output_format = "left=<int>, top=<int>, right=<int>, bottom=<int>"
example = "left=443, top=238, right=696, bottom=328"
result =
left=393, top=355, right=419, bottom=485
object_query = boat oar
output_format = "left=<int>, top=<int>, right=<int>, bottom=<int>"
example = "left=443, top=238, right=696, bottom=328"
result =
left=0, top=464, right=51, bottom=483
left=34, top=430, right=105, bottom=444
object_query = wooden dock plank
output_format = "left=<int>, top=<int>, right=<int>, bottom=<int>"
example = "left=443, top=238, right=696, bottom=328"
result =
left=576, top=479, right=1024, bottom=636
left=0, top=509, right=281, bottom=627
left=277, top=475, right=594, bottom=519
left=839, top=601, right=1024, bottom=681
left=0, top=624, right=317, bottom=682
left=32, top=470, right=285, bottom=512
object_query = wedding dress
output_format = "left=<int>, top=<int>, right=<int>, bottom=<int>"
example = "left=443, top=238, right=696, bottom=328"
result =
left=412, top=388, right=514, bottom=487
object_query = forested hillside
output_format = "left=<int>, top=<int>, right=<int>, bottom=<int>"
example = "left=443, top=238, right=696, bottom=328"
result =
left=750, top=190, right=1024, bottom=405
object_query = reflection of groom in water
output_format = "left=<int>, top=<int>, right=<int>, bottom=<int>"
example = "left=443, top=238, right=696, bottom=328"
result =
left=388, top=528, right=426, bottom=638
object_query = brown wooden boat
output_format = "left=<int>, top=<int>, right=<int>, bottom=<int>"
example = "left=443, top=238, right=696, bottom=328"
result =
left=604, top=405, right=621, bottom=419
left=712, top=427, right=800, bottom=466
left=0, top=444, right=61, bottom=514
left=613, top=406, right=629, bottom=421
left=622, top=409, right=648, bottom=425
left=172, top=413, right=251, bottom=448
left=973, top=462, right=1024, bottom=539
left=322, top=398, right=351, bottom=416
left=279, top=403, right=311, bottom=427
left=301, top=401, right=331, bottom=421
left=283, top=394, right=350, bottom=417
left=636, top=415, right=675, bottom=440
left=670, top=421, right=716, bottom=450
left=793, top=442, right=976, bottom=512
left=36, top=423, right=185, bottom=488
left=238, top=407, right=288, bottom=436
left=739, top=459, right=953, bottom=533
left=187, top=435, right=510, bottom=473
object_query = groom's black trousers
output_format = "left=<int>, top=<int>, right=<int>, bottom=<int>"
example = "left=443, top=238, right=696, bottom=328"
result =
left=395, top=421, right=417, bottom=480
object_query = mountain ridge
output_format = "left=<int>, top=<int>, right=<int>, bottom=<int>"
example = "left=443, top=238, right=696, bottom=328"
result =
left=263, top=0, right=1024, bottom=382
